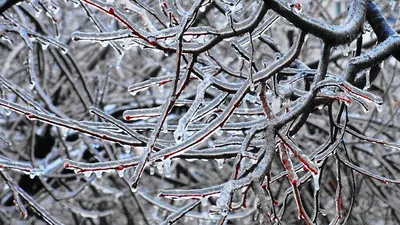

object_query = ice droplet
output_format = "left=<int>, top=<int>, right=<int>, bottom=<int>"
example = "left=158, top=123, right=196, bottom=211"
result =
left=150, top=166, right=155, bottom=175
left=29, top=82, right=36, bottom=90
left=95, top=171, right=103, bottom=178
left=123, top=145, right=131, bottom=153
left=117, top=169, right=124, bottom=177
left=174, top=131, right=183, bottom=144
left=41, top=42, right=49, bottom=50
left=250, top=83, right=256, bottom=92
left=362, top=106, right=369, bottom=113
left=100, top=41, right=109, bottom=47
left=199, top=6, right=207, bottom=12
left=73, top=1, right=80, bottom=8
left=253, top=212, right=259, bottom=221
left=200, top=196, right=208, bottom=206
left=376, top=103, right=383, bottom=113
left=320, top=208, right=327, bottom=216
left=129, top=90, right=138, bottom=96
left=131, top=186, right=138, bottom=193
left=183, top=35, right=193, bottom=42
left=163, top=159, right=172, bottom=178
left=4, top=109, right=11, bottom=116
left=209, top=211, right=218, bottom=219
left=215, top=159, right=224, bottom=169
left=83, top=171, right=92, bottom=177
left=61, top=48, right=68, bottom=55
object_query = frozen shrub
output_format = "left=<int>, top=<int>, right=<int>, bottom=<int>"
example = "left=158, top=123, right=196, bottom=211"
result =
left=0, top=0, right=400, bottom=224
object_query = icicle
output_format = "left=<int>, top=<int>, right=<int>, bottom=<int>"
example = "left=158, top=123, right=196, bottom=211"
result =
left=391, top=0, right=396, bottom=11
left=116, top=51, right=125, bottom=69
left=271, top=96, right=282, bottom=113
left=312, top=172, right=320, bottom=190
left=342, top=44, right=349, bottom=57
left=364, top=69, right=370, bottom=90
left=163, top=159, right=172, bottom=178
left=158, top=84, right=165, bottom=93
left=200, top=196, right=208, bottom=206
left=162, top=118, right=168, bottom=133
left=157, top=161, right=163, bottom=174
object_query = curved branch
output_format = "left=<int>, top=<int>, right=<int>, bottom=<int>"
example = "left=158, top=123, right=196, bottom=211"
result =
left=265, top=0, right=367, bottom=45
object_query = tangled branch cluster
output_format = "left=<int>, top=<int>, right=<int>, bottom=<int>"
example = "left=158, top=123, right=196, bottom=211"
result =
left=1, top=0, right=400, bottom=224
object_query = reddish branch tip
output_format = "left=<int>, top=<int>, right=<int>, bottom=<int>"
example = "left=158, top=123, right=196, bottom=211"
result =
left=0, top=164, right=3, bottom=169
left=292, top=179, right=298, bottom=185
left=102, top=135, right=111, bottom=140
left=149, top=40, right=157, bottom=46
left=159, top=80, right=169, bottom=85
left=291, top=3, right=302, bottom=10
left=117, top=165, right=124, bottom=170
left=64, top=163, right=70, bottom=168
left=273, top=199, right=279, bottom=205
left=109, top=7, right=115, bottom=14
left=161, top=2, right=168, bottom=9
left=124, top=116, right=133, bottom=121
